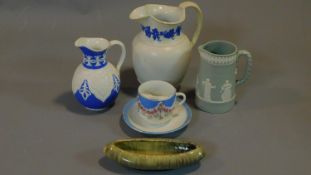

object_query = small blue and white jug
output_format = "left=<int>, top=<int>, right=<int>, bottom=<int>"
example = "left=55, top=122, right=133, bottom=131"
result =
left=72, top=37, right=126, bottom=111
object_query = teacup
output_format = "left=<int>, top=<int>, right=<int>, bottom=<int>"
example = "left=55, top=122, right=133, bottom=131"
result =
left=137, top=80, right=186, bottom=127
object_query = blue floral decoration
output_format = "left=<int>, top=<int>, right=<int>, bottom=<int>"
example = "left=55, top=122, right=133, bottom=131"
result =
left=141, top=25, right=182, bottom=41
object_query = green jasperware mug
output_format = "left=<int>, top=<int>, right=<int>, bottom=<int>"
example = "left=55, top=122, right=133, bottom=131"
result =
left=195, top=40, right=252, bottom=114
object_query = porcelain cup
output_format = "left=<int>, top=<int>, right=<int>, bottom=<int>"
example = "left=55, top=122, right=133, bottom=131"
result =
left=137, top=80, right=186, bottom=127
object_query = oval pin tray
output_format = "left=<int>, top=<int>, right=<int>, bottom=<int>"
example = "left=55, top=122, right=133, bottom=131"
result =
left=103, top=138, right=205, bottom=170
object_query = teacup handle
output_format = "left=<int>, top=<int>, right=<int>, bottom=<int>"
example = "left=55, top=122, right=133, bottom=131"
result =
left=109, top=40, right=126, bottom=72
left=179, top=1, right=203, bottom=47
left=176, top=92, right=186, bottom=105
left=236, top=50, right=253, bottom=86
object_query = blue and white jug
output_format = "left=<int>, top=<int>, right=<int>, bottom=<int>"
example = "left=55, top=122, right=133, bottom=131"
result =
left=72, top=37, right=126, bottom=111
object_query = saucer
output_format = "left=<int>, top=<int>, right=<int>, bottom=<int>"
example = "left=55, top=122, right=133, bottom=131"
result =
left=122, top=99, right=192, bottom=135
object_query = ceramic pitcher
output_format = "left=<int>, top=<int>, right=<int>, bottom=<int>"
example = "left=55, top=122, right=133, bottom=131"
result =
left=130, top=1, right=203, bottom=87
left=195, top=40, right=252, bottom=114
left=72, top=37, right=126, bottom=111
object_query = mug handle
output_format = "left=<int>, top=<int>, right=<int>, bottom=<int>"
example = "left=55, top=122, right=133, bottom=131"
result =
left=176, top=92, right=186, bottom=105
left=236, top=50, right=253, bottom=86
left=179, top=1, right=203, bottom=47
left=109, top=40, right=126, bottom=72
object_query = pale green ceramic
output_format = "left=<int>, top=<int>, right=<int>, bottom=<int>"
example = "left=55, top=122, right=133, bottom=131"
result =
left=103, top=138, right=205, bottom=170
left=195, top=40, right=252, bottom=113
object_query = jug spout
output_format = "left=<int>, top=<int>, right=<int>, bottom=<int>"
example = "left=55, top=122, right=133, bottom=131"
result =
left=129, top=4, right=185, bottom=25
left=129, top=6, right=148, bottom=21
left=75, top=37, right=110, bottom=52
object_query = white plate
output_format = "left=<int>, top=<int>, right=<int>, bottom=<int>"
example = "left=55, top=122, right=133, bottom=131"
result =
left=122, top=99, right=192, bottom=135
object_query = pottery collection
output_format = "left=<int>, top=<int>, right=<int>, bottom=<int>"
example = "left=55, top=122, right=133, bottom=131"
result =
left=70, top=1, right=253, bottom=171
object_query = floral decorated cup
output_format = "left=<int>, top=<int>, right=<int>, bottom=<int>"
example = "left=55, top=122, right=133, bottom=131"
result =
left=137, top=80, right=186, bottom=127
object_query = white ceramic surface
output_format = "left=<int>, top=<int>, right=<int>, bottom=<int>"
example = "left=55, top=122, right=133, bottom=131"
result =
left=130, top=1, right=203, bottom=86
left=72, top=63, right=120, bottom=102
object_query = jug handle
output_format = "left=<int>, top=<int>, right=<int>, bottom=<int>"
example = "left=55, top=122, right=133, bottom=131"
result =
left=236, top=50, right=253, bottom=86
left=109, top=40, right=126, bottom=72
left=179, top=1, right=203, bottom=47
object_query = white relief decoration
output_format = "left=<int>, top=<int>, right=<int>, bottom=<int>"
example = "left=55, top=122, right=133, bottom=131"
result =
left=79, top=80, right=92, bottom=101
left=196, top=79, right=236, bottom=104
left=220, top=80, right=233, bottom=102
left=202, top=78, right=216, bottom=102
left=112, top=75, right=120, bottom=92
left=83, top=56, right=106, bottom=67
left=83, top=56, right=93, bottom=67
left=204, top=54, right=236, bottom=65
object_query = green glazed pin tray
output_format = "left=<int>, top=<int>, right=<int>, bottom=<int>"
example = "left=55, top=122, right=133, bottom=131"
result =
left=103, top=138, right=205, bottom=170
